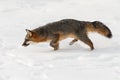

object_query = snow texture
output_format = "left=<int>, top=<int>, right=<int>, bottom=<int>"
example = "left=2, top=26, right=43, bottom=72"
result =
left=0, top=0, right=120, bottom=80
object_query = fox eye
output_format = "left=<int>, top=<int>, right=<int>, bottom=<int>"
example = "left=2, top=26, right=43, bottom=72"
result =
left=25, top=37, right=29, bottom=40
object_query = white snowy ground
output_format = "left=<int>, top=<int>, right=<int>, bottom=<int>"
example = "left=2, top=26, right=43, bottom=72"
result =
left=0, top=0, right=120, bottom=80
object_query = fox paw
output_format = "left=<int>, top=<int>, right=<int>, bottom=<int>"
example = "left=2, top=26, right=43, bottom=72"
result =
left=69, top=42, right=74, bottom=45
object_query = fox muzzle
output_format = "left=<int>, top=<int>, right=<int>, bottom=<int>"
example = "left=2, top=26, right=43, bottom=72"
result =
left=22, top=41, right=30, bottom=47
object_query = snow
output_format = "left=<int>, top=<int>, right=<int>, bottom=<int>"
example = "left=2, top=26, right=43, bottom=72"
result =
left=0, top=0, right=120, bottom=80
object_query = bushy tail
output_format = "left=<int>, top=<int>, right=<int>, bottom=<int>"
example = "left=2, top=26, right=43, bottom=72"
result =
left=90, top=21, right=112, bottom=38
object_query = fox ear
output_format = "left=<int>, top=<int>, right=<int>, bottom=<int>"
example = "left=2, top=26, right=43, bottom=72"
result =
left=26, top=29, right=33, bottom=37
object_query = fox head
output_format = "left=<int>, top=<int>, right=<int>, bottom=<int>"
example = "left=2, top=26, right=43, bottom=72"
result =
left=22, top=29, right=47, bottom=47
left=22, top=29, right=36, bottom=47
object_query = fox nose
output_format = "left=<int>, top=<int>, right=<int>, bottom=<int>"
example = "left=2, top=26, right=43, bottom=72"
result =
left=22, top=42, right=29, bottom=47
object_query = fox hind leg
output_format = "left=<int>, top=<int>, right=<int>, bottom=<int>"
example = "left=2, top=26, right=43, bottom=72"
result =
left=77, top=34, right=94, bottom=50
left=50, top=34, right=60, bottom=50
left=69, top=39, right=78, bottom=45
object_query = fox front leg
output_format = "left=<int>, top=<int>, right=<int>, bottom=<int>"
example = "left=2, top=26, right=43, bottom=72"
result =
left=50, top=34, right=60, bottom=51
left=50, top=42, right=59, bottom=50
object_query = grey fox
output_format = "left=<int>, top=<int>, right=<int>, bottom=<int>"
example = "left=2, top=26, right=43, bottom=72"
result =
left=22, top=19, right=112, bottom=50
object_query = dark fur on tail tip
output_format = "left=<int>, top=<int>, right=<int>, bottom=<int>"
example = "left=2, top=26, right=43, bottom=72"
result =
left=107, top=33, right=112, bottom=38
left=105, top=26, right=112, bottom=38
